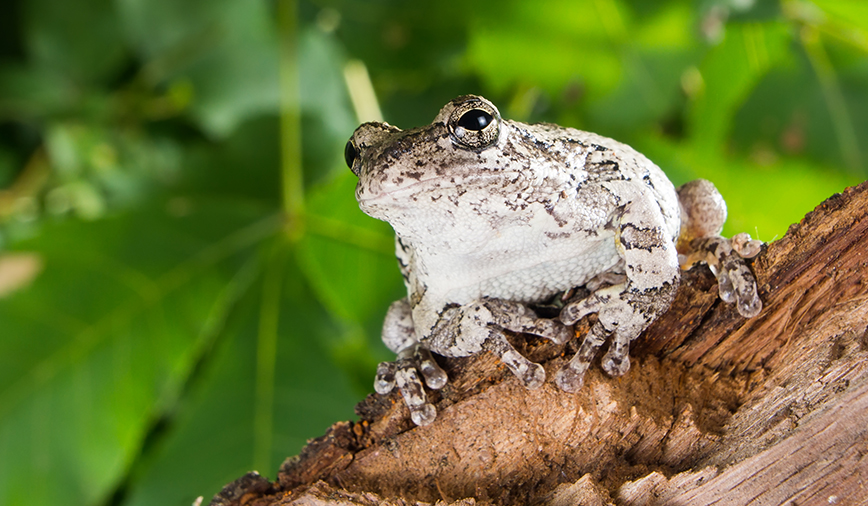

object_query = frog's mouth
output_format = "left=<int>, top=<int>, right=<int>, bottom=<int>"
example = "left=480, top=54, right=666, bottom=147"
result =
left=357, top=178, right=441, bottom=204
left=357, top=171, right=522, bottom=206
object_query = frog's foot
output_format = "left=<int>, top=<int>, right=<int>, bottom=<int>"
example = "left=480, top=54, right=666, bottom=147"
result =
left=557, top=282, right=672, bottom=392
left=374, top=345, right=447, bottom=426
left=481, top=298, right=583, bottom=388
left=437, top=299, right=559, bottom=390
left=482, top=297, right=574, bottom=345
left=690, top=235, right=762, bottom=318
left=553, top=322, right=633, bottom=392
left=482, top=331, right=546, bottom=389
left=554, top=322, right=607, bottom=393
left=676, top=179, right=762, bottom=318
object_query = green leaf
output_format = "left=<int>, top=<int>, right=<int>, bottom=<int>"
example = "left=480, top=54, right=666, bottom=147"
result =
left=117, top=0, right=280, bottom=137
left=298, top=28, right=358, bottom=188
left=465, top=0, right=624, bottom=98
left=22, top=0, right=128, bottom=85
left=0, top=203, right=277, bottom=506
left=0, top=64, right=80, bottom=120
left=694, top=157, right=857, bottom=241
left=297, top=171, right=402, bottom=324
left=810, top=0, right=868, bottom=38
left=687, top=21, right=792, bottom=155
left=122, top=249, right=359, bottom=506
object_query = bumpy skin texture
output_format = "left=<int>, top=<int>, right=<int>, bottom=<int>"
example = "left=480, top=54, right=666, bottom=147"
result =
left=345, top=95, right=762, bottom=426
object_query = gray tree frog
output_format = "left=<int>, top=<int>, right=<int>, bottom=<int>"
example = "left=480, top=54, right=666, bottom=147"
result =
left=344, top=95, right=762, bottom=426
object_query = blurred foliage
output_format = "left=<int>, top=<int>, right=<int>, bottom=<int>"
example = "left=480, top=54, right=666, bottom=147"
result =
left=0, top=0, right=865, bottom=505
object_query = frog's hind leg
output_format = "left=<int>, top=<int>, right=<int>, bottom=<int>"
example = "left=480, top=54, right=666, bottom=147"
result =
left=482, top=332, right=547, bottom=389
left=377, top=345, right=445, bottom=426
left=554, top=285, right=642, bottom=392
left=689, top=235, right=762, bottom=318
left=557, top=194, right=681, bottom=392
left=677, top=179, right=763, bottom=318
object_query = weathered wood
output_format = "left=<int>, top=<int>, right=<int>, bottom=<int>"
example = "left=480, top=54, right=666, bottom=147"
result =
left=213, top=181, right=868, bottom=506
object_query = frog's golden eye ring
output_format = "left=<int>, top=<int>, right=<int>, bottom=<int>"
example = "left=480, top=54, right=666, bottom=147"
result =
left=448, top=99, right=500, bottom=150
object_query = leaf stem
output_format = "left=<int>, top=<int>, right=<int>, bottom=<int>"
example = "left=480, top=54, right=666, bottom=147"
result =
left=802, top=26, right=863, bottom=173
left=253, top=242, right=284, bottom=473
left=278, top=0, right=304, bottom=227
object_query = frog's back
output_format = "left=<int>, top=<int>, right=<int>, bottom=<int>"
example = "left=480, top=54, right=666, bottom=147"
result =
left=510, top=121, right=680, bottom=242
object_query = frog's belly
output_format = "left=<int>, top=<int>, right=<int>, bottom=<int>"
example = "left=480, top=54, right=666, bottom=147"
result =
left=438, top=235, right=620, bottom=305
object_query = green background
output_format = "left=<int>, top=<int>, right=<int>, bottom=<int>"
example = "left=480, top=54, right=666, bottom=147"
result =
left=0, top=1, right=865, bottom=505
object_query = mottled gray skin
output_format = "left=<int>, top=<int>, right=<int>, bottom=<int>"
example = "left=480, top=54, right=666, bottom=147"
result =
left=345, top=95, right=762, bottom=426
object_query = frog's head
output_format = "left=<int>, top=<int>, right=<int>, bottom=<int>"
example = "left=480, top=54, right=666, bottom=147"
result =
left=345, top=95, right=526, bottom=239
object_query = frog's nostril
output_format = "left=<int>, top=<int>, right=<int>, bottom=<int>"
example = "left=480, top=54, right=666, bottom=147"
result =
left=344, top=141, right=360, bottom=172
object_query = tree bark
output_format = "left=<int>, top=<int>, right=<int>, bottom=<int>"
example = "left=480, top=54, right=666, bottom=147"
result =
left=212, top=181, right=868, bottom=506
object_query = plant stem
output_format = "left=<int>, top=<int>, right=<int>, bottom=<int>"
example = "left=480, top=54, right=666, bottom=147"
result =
left=278, top=0, right=304, bottom=227
left=253, top=243, right=284, bottom=473
left=802, top=26, right=862, bottom=173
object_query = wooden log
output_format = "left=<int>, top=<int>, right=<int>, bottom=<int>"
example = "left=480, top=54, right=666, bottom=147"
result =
left=211, top=181, right=868, bottom=506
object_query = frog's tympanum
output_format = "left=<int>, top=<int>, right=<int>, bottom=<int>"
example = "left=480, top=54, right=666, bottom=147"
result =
left=345, top=95, right=762, bottom=426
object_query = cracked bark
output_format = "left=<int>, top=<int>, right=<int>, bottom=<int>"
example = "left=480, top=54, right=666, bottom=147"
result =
left=211, top=181, right=868, bottom=506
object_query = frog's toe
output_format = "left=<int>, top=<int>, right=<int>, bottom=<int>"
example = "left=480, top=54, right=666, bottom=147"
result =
left=694, top=236, right=763, bottom=319
left=717, top=268, right=737, bottom=304
left=549, top=321, right=576, bottom=345
left=519, top=360, right=546, bottom=389
left=555, top=322, right=609, bottom=393
left=418, top=347, right=448, bottom=389
left=600, top=334, right=631, bottom=377
left=410, top=403, right=437, bottom=426
left=731, top=232, right=763, bottom=258
left=559, top=291, right=606, bottom=326
left=555, top=362, right=586, bottom=393
left=483, top=298, right=573, bottom=345
left=736, top=282, right=762, bottom=318
left=502, top=349, right=546, bottom=390
left=396, top=364, right=437, bottom=426
left=374, top=361, right=397, bottom=394
left=512, top=317, right=574, bottom=345
left=721, top=246, right=762, bottom=318
left=484, top=332, right=546, bottom=389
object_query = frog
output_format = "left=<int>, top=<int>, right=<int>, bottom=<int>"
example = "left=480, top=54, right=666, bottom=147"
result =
left=344, top=95, right=762, bottom=426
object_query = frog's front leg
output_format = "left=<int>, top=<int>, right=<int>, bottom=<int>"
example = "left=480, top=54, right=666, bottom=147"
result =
left=558, top=198, right=680, bottom=392
left=440, top=297, right=575, bottom=389
left=428, top=298, right=574, bottom=389
left=378, top=297, right=572, bottom=426
left=374, top=299, right=448, bottom=426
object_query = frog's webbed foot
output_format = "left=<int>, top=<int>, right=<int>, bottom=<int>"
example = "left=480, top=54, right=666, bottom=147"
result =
left=374, top=344, right=447, bottom=426
left=431, top=298, right=573, bottom=391
left=685, top=234, right=763, bottom=318
left=482, top=298, right=575, bottom=346
left=557, top=284, right=659, bottom=392
left=677, top=179, right=763, bottom=319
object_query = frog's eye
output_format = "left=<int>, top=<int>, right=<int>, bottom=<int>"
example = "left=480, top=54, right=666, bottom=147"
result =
left=457, top=109, right=493, bottom=131
left=448, top=99, right=500, bottom=150
left=344, top=140, right=360, bottom=174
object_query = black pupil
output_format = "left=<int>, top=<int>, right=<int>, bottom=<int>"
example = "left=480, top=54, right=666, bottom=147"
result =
left=344, top=141, right=358, bottom=168
left=457, top=109, right=493, bottom=131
